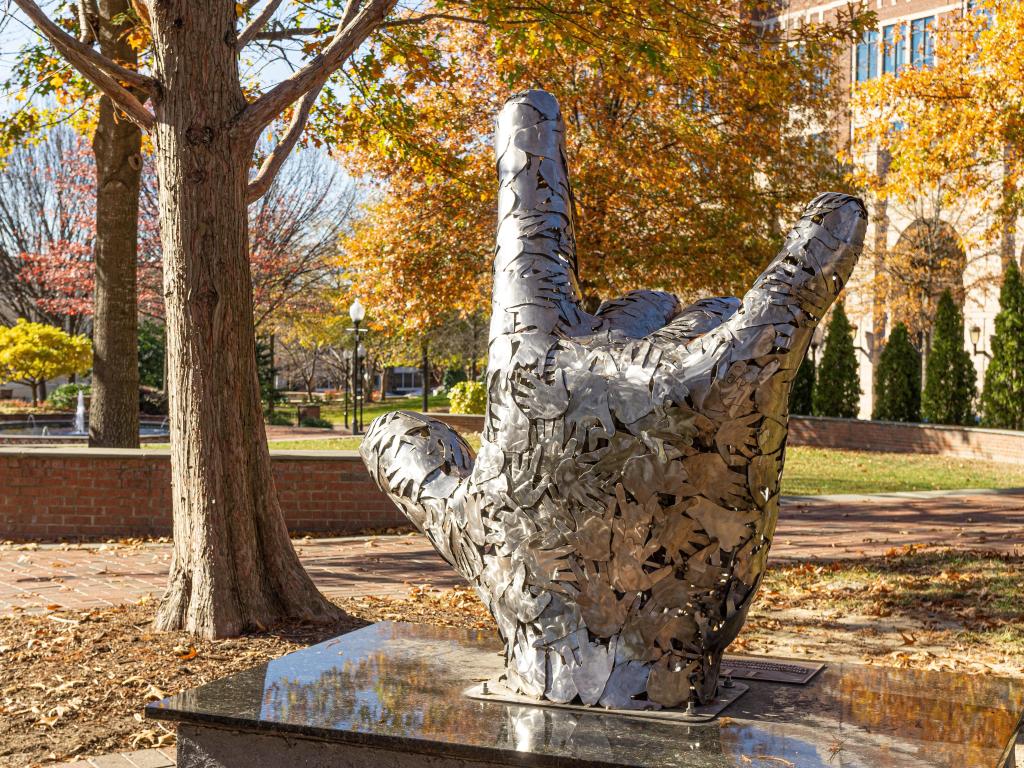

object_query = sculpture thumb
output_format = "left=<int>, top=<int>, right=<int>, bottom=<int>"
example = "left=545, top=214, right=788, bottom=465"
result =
left=726, top=192, right=867, bottom=352
left=677, top=193, right=866, bottom=423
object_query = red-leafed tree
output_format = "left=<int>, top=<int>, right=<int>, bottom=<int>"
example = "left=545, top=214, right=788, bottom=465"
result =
left=1, top=129, right=345, bottom=332
left=0, top=126, right=164, bottom=327
left=0, top=128, right=94, bottom=331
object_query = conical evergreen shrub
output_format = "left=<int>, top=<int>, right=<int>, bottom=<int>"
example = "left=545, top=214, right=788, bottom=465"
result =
left=981, top=259, right=1024, bottom=429
left=789, top=355, right=815, bottom=415
left=872, top=322, right=920, bottom=422
left=922, top=289, right=976, bottom=425
left=813, top=302, right=861, bottom=418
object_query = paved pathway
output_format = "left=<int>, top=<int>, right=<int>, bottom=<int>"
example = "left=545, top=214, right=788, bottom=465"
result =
left=3, top=489, right=1023, bottom=616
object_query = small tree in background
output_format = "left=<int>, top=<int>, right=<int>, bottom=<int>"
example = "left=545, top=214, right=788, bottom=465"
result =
left=872, top=322, right=921, bottom=422
left=0, top=319, right=92, bottom=405
left=789, top=355, right=815, bottom=415
left=138, top=319, right=166, bottom=391
left=813, top=303, right=861, bottom=418
left=981, top=259, right=1024, bottom=429
left=922, top=290, right=976, bottom=425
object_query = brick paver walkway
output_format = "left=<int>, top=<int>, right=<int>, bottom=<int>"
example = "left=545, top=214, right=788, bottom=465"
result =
left=3, top=489, right=1023, bottom=615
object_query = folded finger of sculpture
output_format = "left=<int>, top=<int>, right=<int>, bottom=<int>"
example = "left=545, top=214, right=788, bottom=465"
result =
left=361, top=89, right=866, bottom=709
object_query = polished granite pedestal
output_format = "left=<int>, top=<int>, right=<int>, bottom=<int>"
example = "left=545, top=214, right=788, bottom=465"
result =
left=147, top=622, right=1024, bottom=768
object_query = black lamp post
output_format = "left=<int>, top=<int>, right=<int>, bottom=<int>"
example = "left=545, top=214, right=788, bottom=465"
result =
left=349, top=298, right=366, bottom=434
left=357, top=342, right=366, bottom=432
left=342, top=348, right=351, bottom=430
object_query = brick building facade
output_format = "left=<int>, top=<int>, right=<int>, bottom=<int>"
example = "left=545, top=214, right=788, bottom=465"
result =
left=769, top=0, right=1016, bottom=418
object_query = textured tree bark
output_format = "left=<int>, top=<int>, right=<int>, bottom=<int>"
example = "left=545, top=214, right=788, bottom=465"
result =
left=149, top=0, right=340, bottom=637
left=89, top=0, right=141, bottom=449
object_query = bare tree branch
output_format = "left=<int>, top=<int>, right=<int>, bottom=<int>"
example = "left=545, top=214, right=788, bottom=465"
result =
left=253, top=25, right=326, bottom=42
left=246, top=84, right=321, bottom=203
left=251, top=10, right=486, bottom=42
left=11, top=0, right=156, bottom=129
left=382, top=11, right=486, bottom=28
left=234, top=0, right=395, bottom=138
left=237, top=0, right=286, bottom=48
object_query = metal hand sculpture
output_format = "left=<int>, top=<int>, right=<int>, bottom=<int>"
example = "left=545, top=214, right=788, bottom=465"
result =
left=361, top=90, right=866, bottom=709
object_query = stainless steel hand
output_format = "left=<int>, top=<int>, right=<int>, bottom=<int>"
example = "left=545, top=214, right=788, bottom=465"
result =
left=362, top=89, right=866, bottom=710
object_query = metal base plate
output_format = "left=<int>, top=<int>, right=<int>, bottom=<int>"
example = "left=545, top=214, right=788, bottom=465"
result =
left=464, top=678, right=749, bottom=723
left=721, top=656, right=824, bottom=685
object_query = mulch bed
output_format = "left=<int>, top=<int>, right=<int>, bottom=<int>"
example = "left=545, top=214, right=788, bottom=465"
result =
left=2, top=549, right=1021, bottom=766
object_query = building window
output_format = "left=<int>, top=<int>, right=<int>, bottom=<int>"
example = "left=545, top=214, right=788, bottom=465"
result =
left=856, top=29, right=879, bottom=82
left=910, top=17, right=935, bottom=68
left=882, top=23, right=907, bottom=74
left=790, top=42, right=830, bottom=92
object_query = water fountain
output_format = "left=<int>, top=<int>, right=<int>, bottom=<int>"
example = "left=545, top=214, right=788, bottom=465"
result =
left=73, top=390, right=87, bottom=435
left=0, top=388, right=169, bottom=443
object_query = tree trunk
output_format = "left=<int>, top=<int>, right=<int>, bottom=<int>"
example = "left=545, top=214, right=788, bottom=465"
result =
left=89, top=0, right=142, bottom=448
left=150, top=0, right=340, bottom=638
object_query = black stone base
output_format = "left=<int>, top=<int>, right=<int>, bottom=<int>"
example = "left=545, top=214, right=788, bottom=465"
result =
left=148, top=622, right=1024, bottom=768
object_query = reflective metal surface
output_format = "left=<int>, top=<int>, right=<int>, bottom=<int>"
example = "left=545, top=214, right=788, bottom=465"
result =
left=360, top=89, right=868, bottom=708
left=148, top=622, right=1024, bottom=768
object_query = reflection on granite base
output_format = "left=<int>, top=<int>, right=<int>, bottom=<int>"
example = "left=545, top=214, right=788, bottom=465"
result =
left=148, top=622, right=1024, bottom=768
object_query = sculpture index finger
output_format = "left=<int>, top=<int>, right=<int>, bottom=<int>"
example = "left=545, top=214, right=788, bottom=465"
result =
left=490, top=90, right=593, bottom=349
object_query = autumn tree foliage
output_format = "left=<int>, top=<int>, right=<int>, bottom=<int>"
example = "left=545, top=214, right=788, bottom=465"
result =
left=922, top=290, right=976, bottom=426
left=872, top=322, right=921, bottom=423
left=851, top=0, right=1022, bottom=238
left=0, top=319, right=92, bottom=405
left=813, top=303, right=861, bottom=419
left=331, top=9, right=865, bottom=332
left=980, top=259, right=1024, bottom=429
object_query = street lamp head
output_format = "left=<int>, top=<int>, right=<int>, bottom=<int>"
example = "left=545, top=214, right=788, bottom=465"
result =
left=970, top=325, right=981, bottom=346
left=349, top=298, right=366, bottom=324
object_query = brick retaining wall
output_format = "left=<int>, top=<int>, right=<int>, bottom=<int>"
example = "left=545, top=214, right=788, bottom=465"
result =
left=3, top=417, right=1022, bottom=541
left=0, top=448, right=401, bottom=541
left=789, top=416, right=1024, bottom=463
